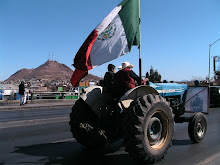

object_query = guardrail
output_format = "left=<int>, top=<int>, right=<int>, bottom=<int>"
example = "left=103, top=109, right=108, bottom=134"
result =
left=30, top=92, right=79, bottom=100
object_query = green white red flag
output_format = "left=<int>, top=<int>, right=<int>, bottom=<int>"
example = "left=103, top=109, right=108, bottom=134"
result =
left=71, top=0, right=140, bottom=87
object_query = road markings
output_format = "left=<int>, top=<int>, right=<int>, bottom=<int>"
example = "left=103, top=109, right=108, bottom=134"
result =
left=0, top=116, right=69, bottom=129
left=196, top=152, right=220, bottom=165
left=51, top=138, right=75, bottom=143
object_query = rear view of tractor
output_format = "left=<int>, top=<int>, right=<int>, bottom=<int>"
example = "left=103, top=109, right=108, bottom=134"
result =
left=68, top=1, right=208, bottom=162
left=69, top=82, right=207, bottom=164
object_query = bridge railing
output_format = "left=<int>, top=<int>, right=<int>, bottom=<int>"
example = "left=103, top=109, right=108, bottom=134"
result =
left=30, top=92, right=79, bottom=100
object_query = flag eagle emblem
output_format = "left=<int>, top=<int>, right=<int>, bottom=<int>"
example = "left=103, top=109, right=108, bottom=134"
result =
left=97, top=23, right=116, bottom=41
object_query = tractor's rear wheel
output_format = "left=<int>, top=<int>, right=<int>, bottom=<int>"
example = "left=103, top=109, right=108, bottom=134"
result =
left=123, top=94, right=174, bottom=164
left=188, top=112, right=207, bottom=143
left=69, top=98, right=107, bottom=151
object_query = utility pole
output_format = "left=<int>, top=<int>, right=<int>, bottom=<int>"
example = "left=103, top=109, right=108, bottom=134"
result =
left=52, top=52, right=54, bottom=61
left=138, top=0, right=142, bottom=81
left=208, top=37, right=220, bottom=85
left=48, top=52, right=51, bottom=61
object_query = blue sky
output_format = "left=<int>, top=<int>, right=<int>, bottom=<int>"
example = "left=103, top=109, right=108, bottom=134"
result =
left=1, top=0, right=220, bottom=81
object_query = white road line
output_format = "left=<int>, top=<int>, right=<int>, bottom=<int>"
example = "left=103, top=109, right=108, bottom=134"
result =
left=0, top=116, right=69, bottom=129
left=196, top=152, right=220, bottom=165
left=51, top=138, right=75, bottom=144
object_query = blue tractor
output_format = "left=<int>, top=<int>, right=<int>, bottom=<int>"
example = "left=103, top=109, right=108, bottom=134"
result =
left=69, top=82, right=207, bottom=164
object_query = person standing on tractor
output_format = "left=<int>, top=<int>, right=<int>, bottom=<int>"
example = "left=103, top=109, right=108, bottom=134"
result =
left=103, top=64, right=116, bottom=93
left=114, top=62, right=141, bottom=99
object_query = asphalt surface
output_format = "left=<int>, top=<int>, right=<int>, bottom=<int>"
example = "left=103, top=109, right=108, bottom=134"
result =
left=0, top=99, right=75, bottom=111
left=0, top=106, right=220, bottom=165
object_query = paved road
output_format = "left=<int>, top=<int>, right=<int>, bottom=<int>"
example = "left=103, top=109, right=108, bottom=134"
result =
left=0, top=106, right=220, bottom=165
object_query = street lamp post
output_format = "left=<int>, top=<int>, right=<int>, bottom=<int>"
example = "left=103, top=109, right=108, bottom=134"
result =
left=208, top=37, right=220, bottom=85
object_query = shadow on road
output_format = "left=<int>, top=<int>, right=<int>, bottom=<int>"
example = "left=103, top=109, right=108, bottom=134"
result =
left=172, top=139, right=193, bottom=146
left=12, top=139, right=194, bottom=165
left=12, top=140, right=137, bottom=165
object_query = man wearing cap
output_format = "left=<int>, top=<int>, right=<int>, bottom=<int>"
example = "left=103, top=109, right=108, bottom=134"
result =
left=114, top=62, right=141, bottom=99
left=118, top=66, right=122, bottom=71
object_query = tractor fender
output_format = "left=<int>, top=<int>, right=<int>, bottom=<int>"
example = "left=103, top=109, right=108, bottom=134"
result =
left=118, top=85, right=159, bottom=110
left=80, top=85, right=112, bottom=118
left=80, top=85, right=159, bottom=117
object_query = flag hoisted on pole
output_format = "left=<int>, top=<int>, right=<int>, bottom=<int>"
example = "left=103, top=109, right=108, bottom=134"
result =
left=71, top=0, right=141, bottom=87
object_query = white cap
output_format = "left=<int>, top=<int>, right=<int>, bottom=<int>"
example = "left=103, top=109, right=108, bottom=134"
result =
left=118, top=66, right=122, bottom=70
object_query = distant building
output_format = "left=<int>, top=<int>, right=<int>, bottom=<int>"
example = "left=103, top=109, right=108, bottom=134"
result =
left=0, top=84, right=19, bottom=100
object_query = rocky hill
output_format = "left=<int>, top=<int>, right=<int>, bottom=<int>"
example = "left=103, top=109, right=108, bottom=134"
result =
left=6, top=60, right=102, bottom=82
left=7, top=68, right=34, bottom=81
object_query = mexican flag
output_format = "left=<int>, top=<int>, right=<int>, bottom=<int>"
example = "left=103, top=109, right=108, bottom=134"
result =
left=71, top=0, right=140, bottom=87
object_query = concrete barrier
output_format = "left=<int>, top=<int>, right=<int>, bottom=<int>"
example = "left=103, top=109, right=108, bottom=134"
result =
left=0, top=99, right=76, bottom=106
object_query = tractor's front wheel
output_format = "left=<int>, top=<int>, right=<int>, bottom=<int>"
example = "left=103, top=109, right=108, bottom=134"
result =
left=123, top=94, right=174, bottom=164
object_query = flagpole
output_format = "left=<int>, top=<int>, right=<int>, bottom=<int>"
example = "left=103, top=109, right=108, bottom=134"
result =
left=138, top=0, right=142, bottom=81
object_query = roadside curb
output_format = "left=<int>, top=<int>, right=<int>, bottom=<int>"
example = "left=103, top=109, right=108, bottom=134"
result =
left=0, top=100, right=76, bottom=110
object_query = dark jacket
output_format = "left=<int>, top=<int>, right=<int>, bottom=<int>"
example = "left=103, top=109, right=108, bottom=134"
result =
left=19, top=84, right=25, bottom=95
left=103, top=71, right=115, bottom=91
left=114, top=68, right=141, bottom=98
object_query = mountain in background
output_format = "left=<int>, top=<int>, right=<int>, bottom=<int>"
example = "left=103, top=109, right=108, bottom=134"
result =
left=6, top=60, right=102, bottom=82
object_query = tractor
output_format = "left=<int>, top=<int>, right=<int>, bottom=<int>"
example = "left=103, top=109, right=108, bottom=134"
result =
left=69, top=81, right=207, bottom=164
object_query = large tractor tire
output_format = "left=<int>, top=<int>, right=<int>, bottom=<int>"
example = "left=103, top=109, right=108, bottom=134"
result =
left=123, top=94, right=174, bottom=164
left=188, top=112, right=207, bottom=143
left=69, top=98, right=107, bottom=151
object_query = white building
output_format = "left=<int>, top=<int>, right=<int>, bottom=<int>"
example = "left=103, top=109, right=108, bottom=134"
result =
left=0, top=84, right=19, bottom=100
